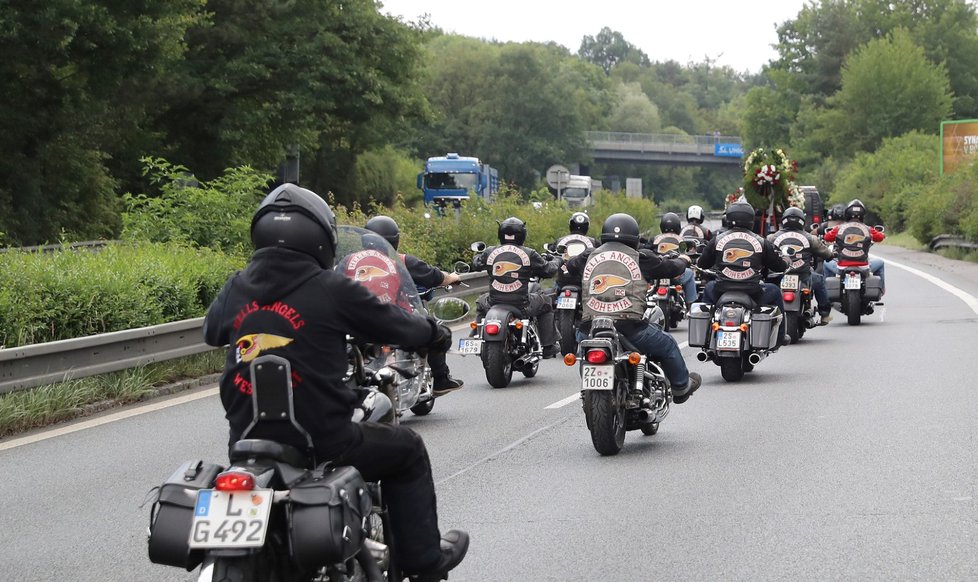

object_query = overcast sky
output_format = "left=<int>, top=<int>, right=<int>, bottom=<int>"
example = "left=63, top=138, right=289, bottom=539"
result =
left=380, top=0, right=811, bottom=73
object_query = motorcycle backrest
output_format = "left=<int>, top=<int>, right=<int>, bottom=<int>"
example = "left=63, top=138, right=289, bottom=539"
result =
left=715, top=291, right=757, bottom=310
left=240, top=355, right=314, bottom=455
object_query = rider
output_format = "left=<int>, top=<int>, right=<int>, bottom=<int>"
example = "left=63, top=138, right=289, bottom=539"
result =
left=818, top=203, right=846, bottom=236
left=202, top=184, right=468, bottom=581
left=558, top=213, right=702, bottom=403
left=365, top=215, right=464, bottom=396
left=554, top=212, right=599, bottom=256
left=472, top=217, right=561, bottom=358
left=649, top=212, right=698, bottom=305
left=823, top=198, right=886, bottom=293
left=767, top=206, right=835, bottom=325
left=680, top=204, right=713, bottom=243
left=698, top=201, right=790, bottom=346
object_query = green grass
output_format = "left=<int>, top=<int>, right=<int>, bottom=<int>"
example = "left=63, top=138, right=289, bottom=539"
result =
left=0, top=350, right=225, bottom=438
left=879, top=230, right=926, bottom=251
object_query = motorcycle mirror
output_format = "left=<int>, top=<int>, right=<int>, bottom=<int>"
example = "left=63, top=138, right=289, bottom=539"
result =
left=453, top=261, right=471, bottom=274
left=874, top=225, right=885, bottom=233
left=428, top=296, right=471, bottom=324
left=470, top=241, right=486, bottom=252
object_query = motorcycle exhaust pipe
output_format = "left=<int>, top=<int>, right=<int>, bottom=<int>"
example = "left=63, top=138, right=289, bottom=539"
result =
left=696, top=351, right=709, bottom=362
left=748, top=352, right=766, bottom=366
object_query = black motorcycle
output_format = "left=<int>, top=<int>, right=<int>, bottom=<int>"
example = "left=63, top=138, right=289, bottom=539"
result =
left=769, top=267, right=816, bottom=344
left=825, top=226, right=885, bottom=326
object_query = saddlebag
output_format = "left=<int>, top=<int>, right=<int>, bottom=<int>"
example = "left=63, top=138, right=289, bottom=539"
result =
left=749, top=308, right=782, bottom=350
left=825, top=276, right=841, bottom=302
left=865, top=276, right=883, bottom=301
left=147, top=459, right=224, bottom=570
left=687, top=303, right=712, bottom=348
left=287, top=464, right=372, bottom=569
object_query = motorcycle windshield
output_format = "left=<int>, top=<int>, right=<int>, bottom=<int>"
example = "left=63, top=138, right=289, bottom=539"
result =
left=334, top=225, right=424, bottom=314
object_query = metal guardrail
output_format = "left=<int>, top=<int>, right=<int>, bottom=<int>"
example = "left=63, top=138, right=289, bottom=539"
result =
left=0, top=272, right=489, bottom=395
left=929, top=234, right=978, bottom=252
left=585, top=131, right=742, bottom=147
left=0, top=240, right=116, bottom=254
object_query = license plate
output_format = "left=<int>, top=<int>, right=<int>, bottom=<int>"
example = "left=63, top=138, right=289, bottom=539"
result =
left=457, top=338, right=483, bottom=355
left=844, top=274, right=862, bottom=290
left=658, top=279, right=672, bottom=286
left=581, top=365, right=614, bottom=390
left=780, top=274, right=799, bottom=289
left=556, top=296, right=577, bottom=309
left=716, top=330, right=741, bottom=351
left=189, top=489, right=273, bottom=549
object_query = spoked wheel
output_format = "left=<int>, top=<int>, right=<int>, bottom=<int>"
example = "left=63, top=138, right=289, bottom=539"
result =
left=846, top=290, right=862, bottom=326
left=640, top=422, right=659, bottom=436
left=584, top=390, right=625, bottom=456
left=483, top=341, right=513, bottom=388
left=720, top=356, right=745, bottom=382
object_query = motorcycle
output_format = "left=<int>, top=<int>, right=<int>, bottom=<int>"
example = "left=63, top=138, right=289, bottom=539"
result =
left=824, top=226, right=885, bottom=326
left=147, top=352, right=402, bottom=581
left=769, top=267, right=816, bottom=344
left=457, top=241, right=546, bottom=389
left=565, top=316, right=671, bottom=456
left=544, top=241, right=588, bottom=356
left=649, top=240, right=701, bottom=330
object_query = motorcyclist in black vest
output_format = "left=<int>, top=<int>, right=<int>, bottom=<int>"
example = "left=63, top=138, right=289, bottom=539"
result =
left=558, top=213, right=702, bottom=403
left=817, top=203, right=845, bottom=236
left=681, top=204, right=713, bottom=243
left=823, top=198, right=886, bottom=293
left=766, top=206, right=834, bottom=325
left=698, top=201, right=790, bottom=346
left=648, top=212, right=698, bottom=305
left=553, top=212, right=599, bottom=256
left=365, top=215, right=464, bottom=396
left=472, top=217, right=562, bottom=358
left=202, top=184, right=468, bottom=581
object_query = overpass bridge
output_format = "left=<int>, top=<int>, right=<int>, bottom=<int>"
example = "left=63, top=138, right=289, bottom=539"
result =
left=586, top=131, right=744, bottom=166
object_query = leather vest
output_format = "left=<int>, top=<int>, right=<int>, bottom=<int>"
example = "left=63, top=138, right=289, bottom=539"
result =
left=485, top=244, right=534, bottom=306
left=680, top=224, right=707, bottom=241
left=836, top=222, right=872, bottom=263
left=556, top=234, right=595, bottom=260
left=769, top=229, right=812, bottom=272
left=652, top=233, right=683, bottom=255
left=581, top=242, right=647, bottom=322
left=714, top=229, right=765, bottom=284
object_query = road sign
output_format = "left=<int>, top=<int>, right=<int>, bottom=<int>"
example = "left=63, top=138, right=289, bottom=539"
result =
left=714, top=143, right=744, bottom=158
left=546, top=164, right=570, bottom=189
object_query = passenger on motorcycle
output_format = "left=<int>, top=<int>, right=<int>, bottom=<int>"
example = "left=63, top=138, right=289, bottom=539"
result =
left=202, top=184, right=468, bottom=581
left=817, top=203, right=845, bottom=236
left=558, top=213, right=703, bottom=403
left=365, top=215, right=464, bottom=396
left=647, top=212, right=698, bottom=305
left=766, top=206, right=834, bottom=325
left=473, top=217, right=562, bottom=358
left=681, top=204, right=713, bottom=243
left=698, top=201, right=791, bottom=346
left=822, top=199, right=886, bottom=294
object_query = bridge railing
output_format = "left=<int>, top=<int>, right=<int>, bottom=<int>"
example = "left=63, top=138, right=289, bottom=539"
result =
left=585, top=131, right=742, bottom=147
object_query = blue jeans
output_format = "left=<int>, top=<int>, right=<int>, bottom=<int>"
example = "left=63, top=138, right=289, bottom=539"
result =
left=702, top=281, right=786, bottom=343
left=576, top=325, right=690, bottom=389
left=678, top=268, right=697, bottom=304
left=824, top=259, right=885, bottom=292
left=807, top=271, right=830, bottom=315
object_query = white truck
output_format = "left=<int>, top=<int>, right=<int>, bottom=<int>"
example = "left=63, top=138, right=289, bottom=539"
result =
left=560, top=174, right=593, bottom=207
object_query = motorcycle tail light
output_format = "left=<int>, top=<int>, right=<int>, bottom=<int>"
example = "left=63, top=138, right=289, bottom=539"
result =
left=563, top=353, right=577, bottom=366
left=627, top=352, right=642, bottom=365
left=783, top=291, right=796, bottom=302
left=803, top=288, right=811, bottom=295
left=586, top=349, right=609, bottom=364
left=564, top=289, right=571, bottom=297
left=657, top=287, right=668, bottom=296
left=740, top=324, right=749, bottom=332
left=214, top=471, right=255, bottom=492
left=513, top=321, right=523, bottom=330
left=485, top=323, right=500, bottom=335
left=711, top=322, right=720, bottom=331
left=470, top=321, right=478, bottom=329
left=674, top=285, right=683, bottom=293
left=724, top=321, right=735, bottom=327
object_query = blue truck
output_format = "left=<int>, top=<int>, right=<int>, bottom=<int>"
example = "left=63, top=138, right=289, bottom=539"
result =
left=417, top=153, right=500, bottom=207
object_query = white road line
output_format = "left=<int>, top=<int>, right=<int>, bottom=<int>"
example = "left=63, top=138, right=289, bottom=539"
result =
left=0, top=387, right=219, bottom=452
left=544, top=340, right=691, bottom=409
left=875, top=254, right=978, bottom=316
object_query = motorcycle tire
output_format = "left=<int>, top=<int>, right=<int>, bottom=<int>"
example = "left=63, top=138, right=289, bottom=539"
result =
left=640, top=421, right=659, bottom=436
left=667, top=307, right=680, bottom=330
left=556, top=311, right=578, bottom=356
left=583, top=390, right=625, bottom=456
left=410, top=399, right=435, bottom=416
left=846, top=291, right=862, bottom=326
left=720, top=357, right=745, bottom=382
left=785, top=312, right=800, bottom=344
left=483, top=341, right=513, bottom=388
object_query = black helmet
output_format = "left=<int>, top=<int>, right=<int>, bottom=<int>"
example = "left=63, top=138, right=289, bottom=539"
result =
left=828, top=203, right=845, bottom=221
left=687, top=205, right=705, bottom=223
left=660, top=212, right=682, bottom=234
left=569, top=212, right=590, bottom=235
left=361, top=232, right=391, bottom=252
left=725, top=201, right=756, bottom=229
left=781, top=207, right=806, bottom=231
left=364, top=215, right=400, bottom=250
left=844, top=199, right=866, bottom=221
left=600, top=213, right=640, bottom=248
left=498, top=217, right=527, bottom=245
left=251, top=184, right=338, bottom=268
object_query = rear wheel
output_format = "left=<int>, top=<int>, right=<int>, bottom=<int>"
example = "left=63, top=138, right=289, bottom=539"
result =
left=556, top=310, right=578, bottom=355
left=483, top=341, right=513, bottom=388
left=785, top=312, right=800, bottom=344
left=720, top=356, right=745, bottom=382
left=584, top=390, right=625, bottom=455
left=846, top=291, right=862, bottom=326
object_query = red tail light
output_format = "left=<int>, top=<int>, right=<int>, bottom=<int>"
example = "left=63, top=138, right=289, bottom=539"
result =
left=564, top=289, right=571, bottom=297
left=214, top=471, right=255, bottom=492
left=724, top=321, right=735, bottom=327
left=485, top=323, right=500, bottom=335
left=657, top=287, right=668, bottom=295
left=783, top=291, right=796, bottom=302
left=586, top=349, right=609, bottom=364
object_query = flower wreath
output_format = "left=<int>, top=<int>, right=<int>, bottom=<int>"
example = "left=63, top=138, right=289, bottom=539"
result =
left=742, top=147, right=804, bottom=212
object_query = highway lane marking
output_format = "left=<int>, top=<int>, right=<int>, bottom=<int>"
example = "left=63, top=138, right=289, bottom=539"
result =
left=0, top=387, right=219, bottom=452
left=876, top=254, right=978, bottom=316
left=544, top=340, right=691, bottom=409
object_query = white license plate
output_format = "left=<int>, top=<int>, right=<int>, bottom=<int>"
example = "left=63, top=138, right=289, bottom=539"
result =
left=658, top=279, right=672, bottom=286
left=557, top=296, right=577, bottom=309
left=582, top=365, right=614, bottom=390
left=457, top=338, right=483, bottom=355
left=844, top=274, right=862, bottom=290
left=716, top=331, right=741, bottom=351
left=189, top=489, right=273, bottom=549
left=780, top=274, right=799, bottom=289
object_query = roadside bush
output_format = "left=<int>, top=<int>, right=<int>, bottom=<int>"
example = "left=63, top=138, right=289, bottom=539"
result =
left=907, top=160, right=978, bottom=244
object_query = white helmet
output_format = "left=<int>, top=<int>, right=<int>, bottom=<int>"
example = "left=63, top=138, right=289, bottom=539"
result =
left=687, top=205, right=705, bottom=222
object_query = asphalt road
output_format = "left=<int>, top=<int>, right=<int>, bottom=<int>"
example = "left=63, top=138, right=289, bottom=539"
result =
left=1, top=244, right=977, bottom=581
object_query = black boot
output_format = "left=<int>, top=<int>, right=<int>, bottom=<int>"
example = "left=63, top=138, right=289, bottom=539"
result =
left=407, top=530, right=470, bottom=581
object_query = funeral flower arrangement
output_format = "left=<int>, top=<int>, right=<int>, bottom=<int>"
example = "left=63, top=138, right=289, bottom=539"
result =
left=742, top=147, right=804, bottom=211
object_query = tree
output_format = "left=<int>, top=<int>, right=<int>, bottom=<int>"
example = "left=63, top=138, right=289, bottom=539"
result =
left=578, top=27, right=649, bottom=75
left=607, top=83, right=661, bottom=134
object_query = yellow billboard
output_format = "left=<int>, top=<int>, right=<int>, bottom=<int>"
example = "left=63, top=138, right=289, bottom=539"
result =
left=941, top=119, right=978, bottom=174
